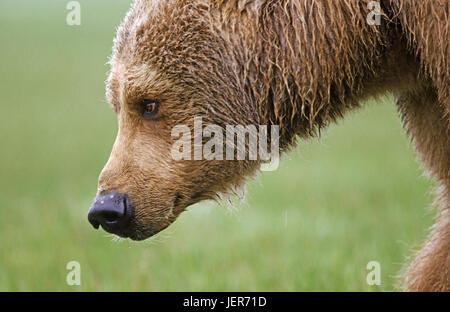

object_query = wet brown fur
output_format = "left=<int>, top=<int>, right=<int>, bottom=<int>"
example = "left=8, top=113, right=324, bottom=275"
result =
left=98, top=0, right=449, bottom=291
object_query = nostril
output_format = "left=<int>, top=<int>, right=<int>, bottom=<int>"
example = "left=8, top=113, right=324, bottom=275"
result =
left=102, top=210, right=122, bottom=222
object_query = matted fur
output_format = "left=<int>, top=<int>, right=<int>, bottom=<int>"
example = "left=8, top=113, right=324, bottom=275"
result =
left=97, top=0, right=449, bottom=291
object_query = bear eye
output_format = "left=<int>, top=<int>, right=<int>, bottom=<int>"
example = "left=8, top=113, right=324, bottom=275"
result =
left=139, top=99, right=159, bottom=118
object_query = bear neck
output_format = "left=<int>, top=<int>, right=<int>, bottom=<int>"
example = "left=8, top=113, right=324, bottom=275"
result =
left=216, top=0, right=409, bottom=150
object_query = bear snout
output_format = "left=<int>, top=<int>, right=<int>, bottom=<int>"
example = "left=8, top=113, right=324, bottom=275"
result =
left=88, top=192, right=134, bottom=237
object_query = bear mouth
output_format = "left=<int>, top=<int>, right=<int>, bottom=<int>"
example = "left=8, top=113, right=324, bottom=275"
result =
left=92, top=191, right=204, bottom=241
left=126, top=222, right=171, bottom=241
left=125, top=192, right=204, bottom=241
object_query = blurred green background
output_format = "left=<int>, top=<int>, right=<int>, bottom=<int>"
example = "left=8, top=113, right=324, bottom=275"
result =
left=0, top=0, right=435, bottom=291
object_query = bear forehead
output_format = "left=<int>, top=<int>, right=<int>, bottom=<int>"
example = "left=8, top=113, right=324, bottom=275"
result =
left=113, top=0, right=210, bottom=62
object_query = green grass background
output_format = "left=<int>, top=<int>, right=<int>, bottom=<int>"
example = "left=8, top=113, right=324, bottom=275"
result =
left=0, top=0, right=435, bottom=291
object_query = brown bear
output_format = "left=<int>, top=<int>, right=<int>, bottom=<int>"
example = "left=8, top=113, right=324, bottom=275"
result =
left=87, top=0, right=449, bottom=291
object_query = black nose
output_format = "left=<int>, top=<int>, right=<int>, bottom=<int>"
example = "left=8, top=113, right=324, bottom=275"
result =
left=88, top=192, right=133, bottom=236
